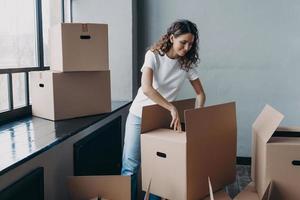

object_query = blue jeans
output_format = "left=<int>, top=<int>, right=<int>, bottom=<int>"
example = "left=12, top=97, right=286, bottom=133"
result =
left=121, top=113, right=161, bottom=200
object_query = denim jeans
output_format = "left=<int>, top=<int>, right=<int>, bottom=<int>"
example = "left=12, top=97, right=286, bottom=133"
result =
left=121, top=113, right=161, bottom=200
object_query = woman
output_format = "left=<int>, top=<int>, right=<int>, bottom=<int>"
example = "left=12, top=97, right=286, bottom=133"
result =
left=121, top=19, right=206, bottom=200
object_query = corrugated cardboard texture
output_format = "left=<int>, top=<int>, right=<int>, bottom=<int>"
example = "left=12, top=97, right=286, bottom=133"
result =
left=141, top=98, right=195, bottom=133
left=251, top=105, right=283, bottom=198
left=50, top=23, right=109, bottom=72
left=30, top=70, right=111, bottom=120
left=67, top=175, right=130, bottom=200
left=185, top=102, right=237, bottom=199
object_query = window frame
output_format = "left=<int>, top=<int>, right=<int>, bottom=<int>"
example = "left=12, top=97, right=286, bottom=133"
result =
left=0, top=0, right=70, bottom=126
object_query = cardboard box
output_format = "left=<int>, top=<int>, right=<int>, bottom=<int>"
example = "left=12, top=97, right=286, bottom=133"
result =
left=205, top=177, right=274, bottom=200
left=30, top=70, right=111, bottom=121
left=141, top=99, right=237, bottom=200
left=251, top=104, right=300, bottom=200
left=50, top=23, right=109, bottom=72
left=203, top=177, right=232, bottom=200
left=67, top=175, right=130, bottom=200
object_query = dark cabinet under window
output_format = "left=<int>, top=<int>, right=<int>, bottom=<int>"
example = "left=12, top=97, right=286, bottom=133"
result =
left=0, top=167, right=44, bottom=200
left=73, top=116, right=122, bottom=176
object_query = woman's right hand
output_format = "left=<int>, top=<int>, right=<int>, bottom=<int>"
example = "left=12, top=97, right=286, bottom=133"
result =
left=170, top=105, right=182, bottom=132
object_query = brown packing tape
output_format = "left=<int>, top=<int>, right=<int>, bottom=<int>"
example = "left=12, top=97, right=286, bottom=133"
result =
left=82, top=24, right=88, bottom=32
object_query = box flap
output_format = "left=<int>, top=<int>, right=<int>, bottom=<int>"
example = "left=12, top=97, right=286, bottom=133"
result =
left=141, top=98, right=195, bottom=133
left=235, top=181, right=278, bottom=200
left=144, top=179, right=151, bottom=200
left=205, top=177, right=231, bottom=200
left=233, top=182, right=259, bottom=200
left=185, top=102, right=237, bottom=199
left=251, top=105, right=284, bottom=183
left=67, top=175, right=130, bottom=200
left=252, top=104, right=284, bottom=145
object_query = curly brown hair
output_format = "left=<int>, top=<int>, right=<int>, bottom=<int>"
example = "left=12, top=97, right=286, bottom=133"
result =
left=150, top=19, right=200, bottom=71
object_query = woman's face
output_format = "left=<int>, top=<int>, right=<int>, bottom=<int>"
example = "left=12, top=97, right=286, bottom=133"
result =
left=170, top=33, right=194, bottom=57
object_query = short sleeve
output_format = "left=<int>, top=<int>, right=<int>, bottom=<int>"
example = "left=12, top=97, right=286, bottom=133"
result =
left=141, top=50, right=157, bottom=72
left=187, top=67, right=199, bottom=81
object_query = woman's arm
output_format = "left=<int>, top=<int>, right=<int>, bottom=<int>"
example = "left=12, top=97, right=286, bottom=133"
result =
left=141, top=67, right=181, bottom=131
left=190, top=78, right=206, bottom=108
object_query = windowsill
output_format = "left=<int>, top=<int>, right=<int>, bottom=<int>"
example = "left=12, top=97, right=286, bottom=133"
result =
left=0, top=101, right=131, bottom=175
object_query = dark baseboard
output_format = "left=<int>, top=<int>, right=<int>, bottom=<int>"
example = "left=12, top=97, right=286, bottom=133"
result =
left=236, top=156, right=251, bottom=165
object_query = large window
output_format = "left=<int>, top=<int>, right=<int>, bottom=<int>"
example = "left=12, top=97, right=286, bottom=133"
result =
left=0, top=0, right=71, bottom=123
left=0, top=0, right=37, bottom=69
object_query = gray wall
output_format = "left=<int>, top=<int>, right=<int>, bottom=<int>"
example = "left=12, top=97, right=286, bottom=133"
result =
left=138, top=0, right=300, bottom=156
left=73, top=0, right=133, bottom=101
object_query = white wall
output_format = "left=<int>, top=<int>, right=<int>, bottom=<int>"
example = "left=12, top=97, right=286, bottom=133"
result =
left=72, top=0, right=133, bottom=101
left=138, top=0, right=300, bottom=156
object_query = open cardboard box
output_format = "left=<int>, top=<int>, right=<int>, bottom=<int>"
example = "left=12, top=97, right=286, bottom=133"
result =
left=67, top=175, right=130, bottom=200
left=141, top=99, right=237, bottom=200
left=251, top=104, right=300, bottom=200
left=204, top=177, right=275, bottom=200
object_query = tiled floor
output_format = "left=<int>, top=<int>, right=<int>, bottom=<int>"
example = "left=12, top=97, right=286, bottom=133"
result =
left=226, top=165, right=252, bottom=198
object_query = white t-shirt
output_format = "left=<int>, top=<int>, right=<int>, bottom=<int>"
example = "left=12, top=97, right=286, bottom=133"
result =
left=129, top=50, right=199, bottom=117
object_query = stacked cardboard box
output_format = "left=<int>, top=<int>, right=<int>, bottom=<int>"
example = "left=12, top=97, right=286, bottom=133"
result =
left=140, top=99, right=237, bottom=200
left=30, top=23, right=111, bottom=121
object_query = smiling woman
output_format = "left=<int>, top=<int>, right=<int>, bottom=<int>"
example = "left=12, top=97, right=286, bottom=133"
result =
left=121, top=19, right=206, bottom=200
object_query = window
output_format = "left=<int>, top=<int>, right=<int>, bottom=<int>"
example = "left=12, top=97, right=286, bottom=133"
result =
left=42, top=0, right=63, bottom=66
left=12, top=73, right=26, bottom=109
left=0, top=75, right=9, bottom=112
left=0, top=0, right=71, bottom=124
left=0, top=0, right=37, bottom=69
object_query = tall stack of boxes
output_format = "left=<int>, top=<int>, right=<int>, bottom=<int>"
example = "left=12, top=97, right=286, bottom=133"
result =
left=30, top=23, right=111, bottom=121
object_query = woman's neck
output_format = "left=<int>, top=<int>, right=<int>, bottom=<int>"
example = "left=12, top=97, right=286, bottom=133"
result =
left=166, top=48, right=178, bottom=59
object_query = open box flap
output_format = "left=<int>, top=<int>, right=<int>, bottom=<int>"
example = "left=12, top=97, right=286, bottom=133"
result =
left=141, top=98, right=195, bottom=133
left=185, top=102, right=237, bottom=199
left=206, top=177, right=231, bottom=200
left=252, top=104, right=284, bottom=144
left=251, top=104, right=284, bottom=185
left=234, top=181, right=275, bottom=200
